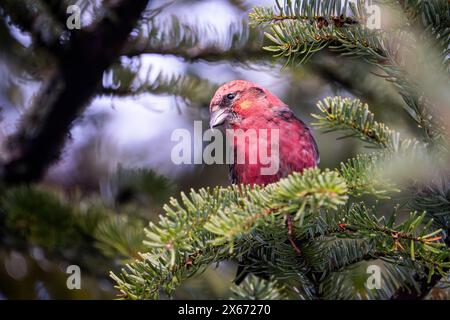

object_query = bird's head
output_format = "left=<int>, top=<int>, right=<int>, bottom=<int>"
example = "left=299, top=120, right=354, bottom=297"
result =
left=209, top=80, right=286, bottom=128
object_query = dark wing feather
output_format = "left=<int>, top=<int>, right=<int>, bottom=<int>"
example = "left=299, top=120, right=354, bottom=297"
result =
left=276, top=109, right=320, bottom=164
left=229, top=164, right=238, bottom=184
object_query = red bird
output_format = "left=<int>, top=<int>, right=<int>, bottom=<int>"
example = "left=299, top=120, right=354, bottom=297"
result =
left=209, top=80, right=319, bottom=186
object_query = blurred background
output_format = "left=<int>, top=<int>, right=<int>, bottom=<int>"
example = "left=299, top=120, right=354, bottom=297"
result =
left=0, top=0, right=437, bottom=299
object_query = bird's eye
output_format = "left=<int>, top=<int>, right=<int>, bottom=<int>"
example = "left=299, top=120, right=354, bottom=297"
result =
left=226, top=93, right=236, bottom=100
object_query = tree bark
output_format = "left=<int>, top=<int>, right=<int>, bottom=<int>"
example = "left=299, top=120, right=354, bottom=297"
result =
left=1, top=0, right=150, bottom=185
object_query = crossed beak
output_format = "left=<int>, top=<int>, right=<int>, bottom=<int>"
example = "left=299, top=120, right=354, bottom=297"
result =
left=209, top=107, right=230, bottom=129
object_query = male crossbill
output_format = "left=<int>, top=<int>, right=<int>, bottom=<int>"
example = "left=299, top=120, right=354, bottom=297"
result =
left=209, top=80, right=319, bottom=185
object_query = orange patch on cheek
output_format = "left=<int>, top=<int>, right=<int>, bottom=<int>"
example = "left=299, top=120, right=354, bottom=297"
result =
left=238, top=100, right=252, bottom=110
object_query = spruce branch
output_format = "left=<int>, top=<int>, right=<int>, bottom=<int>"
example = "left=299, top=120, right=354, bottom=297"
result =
left=110, top=168, right=450, bottom=299
left=252, top=0, right=448, bottom=148
left=205, top=169, right=348, bottom=247
left=301, top=202, right=450, bottom=269
left=329, top=204, right=450, bottom=276
left=250, top=0, right=373, bottom=65
left=311, top=96, right=423, bottom=199
left=98, top=64, right=217, bottom=105
left=111, top=169, right=348, bottom=299
left=235, top=235, right=310, bottom=282
left=110, top=163, right=447, bottom=299
left=94, top=215, right=146, bottom=261
left=0, top=185, right=147, bottom=275
left=319, top=259, right=420, bottom=299
left=230, top=275, right=289, bottom=300
left=299, top=204, right=450, bottom=299
left=301, top=236, right=374, bottom=272
left=312, top=96, right=403, bottom=150
left=123, top=16, right=266, bottom=63
left=110, top=187, right=244, bottom=299
left=411, top=176, right=450, bottom=245
left=339, top=153, right=400, bottom=198
left=249, top=0, right=359, bottom=27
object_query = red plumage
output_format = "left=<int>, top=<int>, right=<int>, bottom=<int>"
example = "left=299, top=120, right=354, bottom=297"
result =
left=209, top=80, right=319, bottom=185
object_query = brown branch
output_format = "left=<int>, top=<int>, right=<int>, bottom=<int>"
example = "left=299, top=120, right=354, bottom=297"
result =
left=286, top=214, right=302, bottom=256
left=1, top=0, right=150, bottom=185
left=338, top=223, right=443, bottom=245
left=267, top=14, right=359, bottom=27
left=122, top=43, right=269, bottom=62
left=0, top=0, right=62, bottom=57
